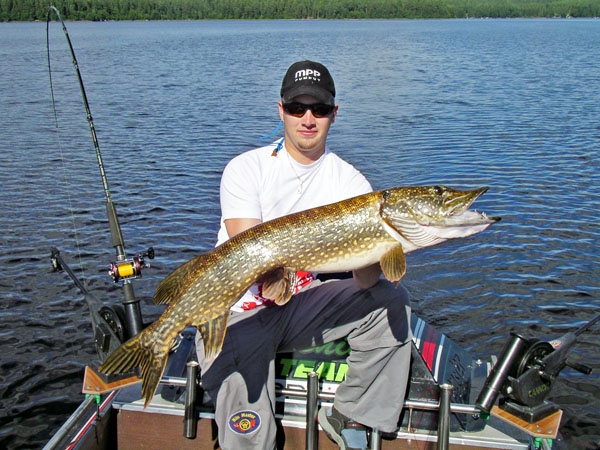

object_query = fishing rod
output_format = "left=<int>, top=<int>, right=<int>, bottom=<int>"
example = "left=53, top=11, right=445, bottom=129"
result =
left=47, top=6, right=152, bottom=345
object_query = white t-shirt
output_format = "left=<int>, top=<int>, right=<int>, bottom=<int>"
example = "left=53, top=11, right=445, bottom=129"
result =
left=217, top=139, right=372, bottom=311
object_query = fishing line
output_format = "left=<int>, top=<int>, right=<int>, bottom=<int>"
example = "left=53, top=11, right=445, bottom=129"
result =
left=47, top=5, right=127, bottom=256
left=46, top=6, right=87, bottom=282
left=47, top=6, right=116, bottom=203
left=46, top=6, right=146, bottom=338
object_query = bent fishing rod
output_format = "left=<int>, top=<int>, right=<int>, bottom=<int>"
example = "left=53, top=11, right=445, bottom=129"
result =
left=47, top=5, right=152, bottom=342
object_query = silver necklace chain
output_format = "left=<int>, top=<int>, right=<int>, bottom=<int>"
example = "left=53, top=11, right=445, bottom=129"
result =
left=285, top=149, right=324, bottom=194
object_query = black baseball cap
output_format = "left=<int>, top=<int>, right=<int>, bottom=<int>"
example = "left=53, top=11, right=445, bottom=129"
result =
left=280, top=60, right=336, bottom=105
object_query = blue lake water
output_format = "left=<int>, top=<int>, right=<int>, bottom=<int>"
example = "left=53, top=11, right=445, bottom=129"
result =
left=0, top=18, right=599, bottom=449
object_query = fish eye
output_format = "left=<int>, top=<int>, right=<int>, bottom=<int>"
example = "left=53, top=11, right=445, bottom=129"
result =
left=432, top=186, right=443, bottom=195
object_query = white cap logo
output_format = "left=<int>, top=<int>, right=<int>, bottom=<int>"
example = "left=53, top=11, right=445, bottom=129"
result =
left=294, top=69, right=321, bottom=83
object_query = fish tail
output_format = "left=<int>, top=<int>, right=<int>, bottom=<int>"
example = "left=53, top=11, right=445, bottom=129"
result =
left=98, top=332, right=169, bottom=407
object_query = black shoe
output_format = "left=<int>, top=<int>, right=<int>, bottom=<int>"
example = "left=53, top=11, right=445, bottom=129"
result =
left=318, top=406, right=368, bottom=450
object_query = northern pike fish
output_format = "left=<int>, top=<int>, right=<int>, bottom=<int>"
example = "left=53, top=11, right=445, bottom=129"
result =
left=99, top=185, right=499, bottom=406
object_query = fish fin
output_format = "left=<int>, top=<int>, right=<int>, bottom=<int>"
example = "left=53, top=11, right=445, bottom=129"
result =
left=98, top=329, right=169, bottom=408
left=154, top=254, right=205, bottom=305
left=380, top=245, right=406, bottom=283
left=200, top=314, right=229, bottom=361
left=260, top=267, right=296, bottom=305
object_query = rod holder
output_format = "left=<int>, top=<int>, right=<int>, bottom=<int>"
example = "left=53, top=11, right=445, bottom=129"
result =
left=438, top=383, right=452, bottom=450
left=183, top=361, right=199, bottom=439
left=476, top=332, right=529, bottom=413
left=371, top=428, right=383, bottom=450
left=305, top=371, right=319, bottom=450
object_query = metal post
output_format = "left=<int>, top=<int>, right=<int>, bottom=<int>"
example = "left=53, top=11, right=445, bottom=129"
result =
left=370, top=428, right=383, bottom=450
left=183, top=361, right=199, bottom=439
left=438, top=384, right=452, bottom=450
left=305, top=371, right=319, bottom=450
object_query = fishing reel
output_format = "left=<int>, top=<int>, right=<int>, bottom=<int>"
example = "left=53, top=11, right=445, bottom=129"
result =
left=108, top=247, right=155, bottom=282
left=476, top=326, right=594, bottom=423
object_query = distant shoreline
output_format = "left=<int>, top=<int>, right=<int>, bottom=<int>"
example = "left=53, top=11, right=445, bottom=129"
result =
left=3, top=0, right=599, bottom=22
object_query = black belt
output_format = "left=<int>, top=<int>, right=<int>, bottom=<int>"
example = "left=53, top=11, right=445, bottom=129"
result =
left=315, top=272, right=352, bottom=282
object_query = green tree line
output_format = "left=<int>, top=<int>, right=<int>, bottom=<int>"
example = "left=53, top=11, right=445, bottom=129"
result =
left=2, top=0, right=599, bottom=21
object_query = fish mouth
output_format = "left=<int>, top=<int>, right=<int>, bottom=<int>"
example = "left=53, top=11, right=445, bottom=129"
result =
left=436, top=187, right=500, bottom=235
left=446, top=187, right=499, bottom=221
left=443, top=209, right=500, bottom=227
left=446, top=186, right=488, bottom=215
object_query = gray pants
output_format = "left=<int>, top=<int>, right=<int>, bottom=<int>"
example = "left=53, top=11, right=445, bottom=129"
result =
left=196, top=278, right=412, bottom=450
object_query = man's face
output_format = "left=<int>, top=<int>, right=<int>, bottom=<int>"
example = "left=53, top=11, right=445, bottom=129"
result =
left=278, top=94, right=338, bottom=163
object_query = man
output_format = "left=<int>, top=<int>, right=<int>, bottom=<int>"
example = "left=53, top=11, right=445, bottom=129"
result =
left=196, top=60, right=412, bottom=450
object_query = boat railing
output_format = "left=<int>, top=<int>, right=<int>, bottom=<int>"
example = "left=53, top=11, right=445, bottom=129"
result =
left=158, top=363, right=468, bottom=450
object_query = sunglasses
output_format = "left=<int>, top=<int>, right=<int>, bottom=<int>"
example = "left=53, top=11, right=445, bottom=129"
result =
left=282, top=102, right=335, bottom=118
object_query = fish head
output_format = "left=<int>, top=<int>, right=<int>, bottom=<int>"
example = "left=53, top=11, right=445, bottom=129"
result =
left=380, top=185, right=500, bottom=250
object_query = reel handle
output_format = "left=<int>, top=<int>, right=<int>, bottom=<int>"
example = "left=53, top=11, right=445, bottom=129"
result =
left=566, top=359, right=592, bottom=375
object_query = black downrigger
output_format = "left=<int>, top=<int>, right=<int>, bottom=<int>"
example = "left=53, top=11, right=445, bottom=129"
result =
left=476, top=313, right=599, bottom=424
